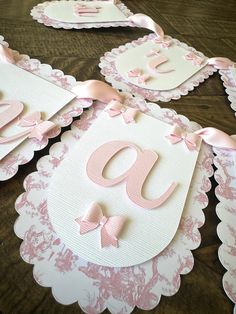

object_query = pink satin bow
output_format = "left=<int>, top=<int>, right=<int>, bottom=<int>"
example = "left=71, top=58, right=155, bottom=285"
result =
left=0, top=44, right=15, bottom=64
left=184, top=52, right=204, bottom=66
left=154, top=37, right=172, bottom=48
left=208, top=57, right=235, bottom=70
left=166, top=125, right=236, bottom=151
left=71, top=80, right=123, bottom=104
left=0, top=111, right=55, bottom=144
left=105, top=101, right=139, bottom=123
left=75, top=203, right=125, bottom=248
left=166, top=125, right=201, bottom=151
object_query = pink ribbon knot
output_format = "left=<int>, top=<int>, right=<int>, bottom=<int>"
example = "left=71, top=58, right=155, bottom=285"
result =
left=105, top=101, right=139, bottom=123
left=166, top=125, right=201, bottom=151
left=19, top=112, right=55, bottom=141
left=75, top=203, right=125, bottom=248
left=184, top=52, right=204, bottom=66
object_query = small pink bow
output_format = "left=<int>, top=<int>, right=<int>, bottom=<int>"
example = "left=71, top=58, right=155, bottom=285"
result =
left=166, top=125, right=201, bottom=151
left=154, top=37, right=172, bottom=48
left=146, top=48, right=160, bottom=57
left=75, top=203, right=125, bottom=248
left=105, top=101, right=139, bottom=123
left=184, top=52, right=204, bottom=66
left=19, top=112, right=55, bottom=141
left=0, top=44, right=15, bottom=64
left=128, top=69, right=150, bottom=84
left=0, top=111, right=55, bottom=144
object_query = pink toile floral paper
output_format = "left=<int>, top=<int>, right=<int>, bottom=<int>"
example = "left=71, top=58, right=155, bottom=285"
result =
left=99, top=33, right=217, bottom=102
left=31, top=0, right=133, bottom=30
left=0, top=36, right=92, bottom=181
left=214, top=138, right=236, bottom=313
left=14, top=93, right=214, bottom=313
left=219, top=69, right=236, bottom=117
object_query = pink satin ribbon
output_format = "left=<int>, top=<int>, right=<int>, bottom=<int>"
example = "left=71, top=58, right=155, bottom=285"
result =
left=128, top=14, right=164, bottom=40
left=208, top=57, right=235, bottom=70
left=71, top=80, right=123, bottom=104
left=167, top=125, right=236, bottom=151
left=195, top=127, right=236, bottom=150
left=0, top=112, right=55, bottom=144
left=105, top=101, right=139, bottom=123
left=0, top=44, right=15, bottom=64
left=75, top=203, right=125, bottom=248
left=184, top=52, right=204, bottom=66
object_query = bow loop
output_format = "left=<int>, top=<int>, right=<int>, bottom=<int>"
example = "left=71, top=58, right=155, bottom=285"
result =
left=75, top=203, right=125, bottom=248
left=105, top=101, right=139, bottom=123
left=19, top=112, right=42, bottom=127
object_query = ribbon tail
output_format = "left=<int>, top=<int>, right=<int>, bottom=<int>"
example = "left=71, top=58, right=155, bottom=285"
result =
left=195, top=127, right=236, bottom=150
left=185, top=140, right=197, bottom=151
left=101, top=227, right=118, bottom=248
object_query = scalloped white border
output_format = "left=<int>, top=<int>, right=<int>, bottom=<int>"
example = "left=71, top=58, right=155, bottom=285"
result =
left=31, top=0, right=134, bottom=30
left=0, top=36, right=93, bottom=181
left=14, top=93, right=214, bottom=313
left=99, top=33, right=217, bottom=102
left=214, top=140, right=236, bottom=313
left=219, top=69, right=236, bottom=117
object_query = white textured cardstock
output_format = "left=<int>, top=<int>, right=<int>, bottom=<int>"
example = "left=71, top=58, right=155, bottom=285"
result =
left=0, top=62, right=75, bottom=160
left=115, top=41, right=208, bottom=91
left=44, top=1, right=129, bottom=24
left=47, top=107, right=201, bottom=267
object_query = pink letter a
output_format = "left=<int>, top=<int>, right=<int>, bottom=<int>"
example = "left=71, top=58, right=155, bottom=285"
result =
left=86, top=141, right=177, bottom=209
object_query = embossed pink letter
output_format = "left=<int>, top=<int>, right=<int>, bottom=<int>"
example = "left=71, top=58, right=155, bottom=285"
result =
left=0, top=100, right=24, bottom=129
left=86, top=141, right=177, bottom=209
